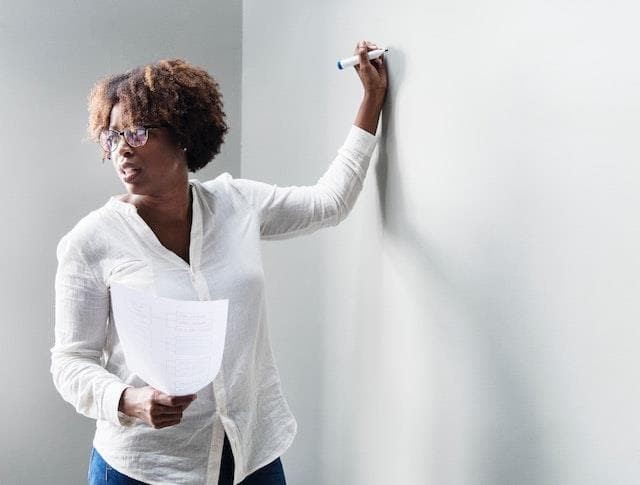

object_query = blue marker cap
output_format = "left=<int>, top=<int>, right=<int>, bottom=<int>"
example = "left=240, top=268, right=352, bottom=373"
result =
left=337, top=60, right=343, bottom=70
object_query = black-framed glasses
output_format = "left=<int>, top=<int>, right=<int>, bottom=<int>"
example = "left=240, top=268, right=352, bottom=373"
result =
left=99, top=125, right=162, bottom=152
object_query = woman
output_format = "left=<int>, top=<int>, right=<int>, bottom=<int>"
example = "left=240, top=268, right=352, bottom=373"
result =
left=51, top=40, right=387, bottom=485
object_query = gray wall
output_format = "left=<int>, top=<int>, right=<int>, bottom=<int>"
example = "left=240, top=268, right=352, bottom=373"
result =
left=243, top=1, right=640, bottom=484
left=0, top=1, right=241, bottom=483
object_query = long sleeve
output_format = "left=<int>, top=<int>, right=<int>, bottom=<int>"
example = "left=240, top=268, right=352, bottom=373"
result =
left=230, top=125, right=377, bottom=240
left=50, top=233, right=135, bottom=427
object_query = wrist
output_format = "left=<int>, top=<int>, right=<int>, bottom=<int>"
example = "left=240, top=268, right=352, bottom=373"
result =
left=363, top=90, right=386, bottom=107
left=355, top=94, right=385, bottom=135
left=119, top=387, right=134, bottom=416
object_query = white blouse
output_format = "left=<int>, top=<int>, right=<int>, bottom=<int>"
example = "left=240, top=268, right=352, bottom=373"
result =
left=51, top=125, right=377, bottom=485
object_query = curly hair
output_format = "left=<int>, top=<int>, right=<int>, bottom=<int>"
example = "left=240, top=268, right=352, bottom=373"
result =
left=87, top=59, right=228, bottom=172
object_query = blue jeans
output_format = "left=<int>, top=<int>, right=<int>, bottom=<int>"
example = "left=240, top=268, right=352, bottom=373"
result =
left=88, top=434, right=286, bottom=484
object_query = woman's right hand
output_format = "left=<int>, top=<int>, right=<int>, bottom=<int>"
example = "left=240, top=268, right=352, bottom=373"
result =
left=118, top=386, right=197, bottom=429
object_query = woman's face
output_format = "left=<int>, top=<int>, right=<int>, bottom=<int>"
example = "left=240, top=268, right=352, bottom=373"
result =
left=108, top=102, right=188, bottom=195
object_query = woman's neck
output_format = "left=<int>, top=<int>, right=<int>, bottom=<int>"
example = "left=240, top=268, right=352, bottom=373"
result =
left=122, top=182, right=192, bottom=224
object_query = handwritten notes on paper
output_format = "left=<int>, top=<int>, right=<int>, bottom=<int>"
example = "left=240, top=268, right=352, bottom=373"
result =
left=110, top=282, right=229, bottom=396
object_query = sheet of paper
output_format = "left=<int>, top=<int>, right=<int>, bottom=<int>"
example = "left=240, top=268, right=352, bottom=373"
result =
left=110, top=282, right=229, bottom=396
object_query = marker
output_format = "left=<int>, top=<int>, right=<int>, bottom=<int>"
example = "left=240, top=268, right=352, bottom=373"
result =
left=337, top=48, right=388, bottom=70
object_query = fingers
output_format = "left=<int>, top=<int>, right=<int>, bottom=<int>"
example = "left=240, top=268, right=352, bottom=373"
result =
left=152, top=414, right=183, bottom=429
left=371, top=56, right=384, bottom=73
left=145, top=390, right=197, bottom=428
left=353, top=40, right=380, bottom=55
left=354, top=40, right=384, bottom=73
left=147, top=402, right=186, bottom=428
left=374, top=54, right=387, bottom=79
left=154, top=391, right=197, bottom=408
left=356, top=41, right=370, bottom=68
left=153, top=403, right=187, bottom=416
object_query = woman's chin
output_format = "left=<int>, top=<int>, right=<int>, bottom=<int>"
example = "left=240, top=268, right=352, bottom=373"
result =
left=120, top=174, right=149, bottom=192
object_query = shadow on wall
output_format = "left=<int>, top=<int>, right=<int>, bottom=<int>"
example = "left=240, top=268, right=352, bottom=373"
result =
left=373, top=48, right=549, bottom=484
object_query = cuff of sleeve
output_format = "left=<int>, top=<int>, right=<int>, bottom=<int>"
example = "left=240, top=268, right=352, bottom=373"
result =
left=344, top=125, right=377, bottom=158
left=105, top=382, right=136, bottom=427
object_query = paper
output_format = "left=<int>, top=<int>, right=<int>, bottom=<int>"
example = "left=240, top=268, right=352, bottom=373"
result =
left=110, top=282, right=229, bottom=395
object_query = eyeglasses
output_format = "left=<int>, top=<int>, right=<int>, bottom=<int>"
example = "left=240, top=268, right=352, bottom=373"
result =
left=99, top=125, right=162, bottom=152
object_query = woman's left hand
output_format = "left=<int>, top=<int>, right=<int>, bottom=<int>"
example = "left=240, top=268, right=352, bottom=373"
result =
left=353, top=40, right=388, bottom=101
left=352, top=40, right=388, bottom=134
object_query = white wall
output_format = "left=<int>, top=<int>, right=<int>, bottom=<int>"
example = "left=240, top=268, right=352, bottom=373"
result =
left=5, top=1, right=640, bottom=483
left=243, top=1, right=640, bottom=484
left=0, top=1, right=241, bottom=483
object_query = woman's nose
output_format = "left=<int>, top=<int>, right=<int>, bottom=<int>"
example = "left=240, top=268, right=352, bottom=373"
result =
left=115, top=136, right=133, bottom=157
